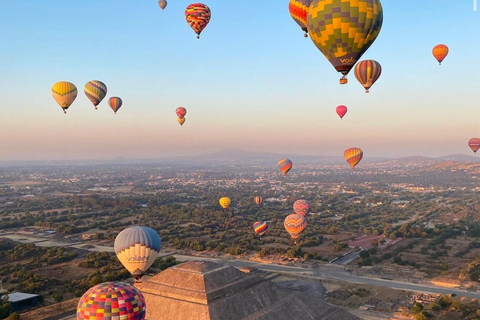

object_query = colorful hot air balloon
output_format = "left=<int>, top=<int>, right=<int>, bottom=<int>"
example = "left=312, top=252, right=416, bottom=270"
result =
left=178, top=117, right=186, bottom=126
left=108, top=97, right=123, bottom=114
left=288, top=0, right=312, bottom=37
left=344, top=147, right=363, bottom=169
left=307, top=0, right=383, bottom=84
left=293, top=199, right=310, bottom=217
left=253, top=221, right=269, bottom=237
left=433, top=44, right=449, bottom=65
left=176, top=107, right=187, bottom=118
left=77, top=282, right=146, bottom=320
left=84, top=80, right=107, bottom=109
left=278, top=159, right=293, bottom=176
left=158, top=0, right=167, bottom=11
left=469, top=138, right=480, bottom=153
left=354, top=60, right=382, bottom=93
left=254, top=196, right=263, bottom=205
left=185, top=3, right=211, bottom=39
left=219, top=197, right=231, bottom=209
left=284, top=214, right=307, bottom=240
left=336, top=105, right=347, bottom=120
left=114, top=226, right=161, bottom=281
left=51, top=81, right=77, bottom=114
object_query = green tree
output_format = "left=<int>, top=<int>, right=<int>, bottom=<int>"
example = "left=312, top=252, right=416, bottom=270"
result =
left=7, top=312, right=20, bottom=320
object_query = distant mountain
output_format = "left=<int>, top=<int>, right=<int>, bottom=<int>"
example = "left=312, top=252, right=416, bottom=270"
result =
left=436, top=154, right=480, bottom=162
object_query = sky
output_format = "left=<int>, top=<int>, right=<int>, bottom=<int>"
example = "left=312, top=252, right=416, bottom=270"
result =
left=0, top=0, right=479, bottom=160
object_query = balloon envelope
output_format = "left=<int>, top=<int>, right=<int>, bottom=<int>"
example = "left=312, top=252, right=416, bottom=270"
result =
left=344, top=148, right=363, bottom=169
left=84, top=80, right=107, bottom=109
left=354, top=60, right=382, bottom=93
left=293, top=199, right=310, bottom=217
left=433, top=44, right=449, bottom=65
left=108, top=97, right=123, bottom=114
left=284, top=214, right=307, bottom=240
left=77, top=282, right=146, bottom=320
left=469, top=138, right=480, bottom=153
left=178, top=117, right=186, bottom=126
left=158, top=0, right=167, bottom=11
left=114, top=226, right=161, bottom=280
left=336, top=105, right=347, bottom=119
left=254, top=196, right=263, bottom=205
left=176, top=107, right=187, bottom=118
left=278, top=159, right=293, bottom=176
left=52, top=81, right=77, bottom=113
left=219, top=197, right=231, bottom=209
left=307, top=0, right=383, bottom=81
left=185, top=3, right=211, bottom=38
left=253, top=221, right=269, bottom=237
left=289, top=0, right=312, bottom=36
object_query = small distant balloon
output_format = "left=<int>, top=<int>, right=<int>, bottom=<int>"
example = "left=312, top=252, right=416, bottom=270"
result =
left=278, top=159, right=293, bottom=176
left=219, top=197, right=231, bottom=209
left=344, top=147, right=363, bottom=169
left=293, top=199, right=310, bottom=217
left=158, top=0, right=167, bottom=11
left=108, top=97, right=123, bottom=114
left=178, top=117, right=186, bottom=126
left=52, top=81, right=77, bottom=114
left=185, top=3, right=211, bottom=39
left=284, top=214, right=307, bottom=240
left=336, top=105, right=347, bottom=119
left=254, top=196, right=263, bottom=205
left=354, top=60, right=382, bottom=93
left=253, top=221, right=269, bottom=237
left=288, top=0, right=312, bottom=37
left=176, top=107, right=187, bottom=118
left=84, top=80, right=107, bottom=109
left=469, top=138, right=480, bottom=153
left=433, top=44, right=449, bottom=65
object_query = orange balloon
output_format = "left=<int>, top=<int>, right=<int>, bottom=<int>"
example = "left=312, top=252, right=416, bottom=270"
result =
left=432, top=44, right=449, bottom=65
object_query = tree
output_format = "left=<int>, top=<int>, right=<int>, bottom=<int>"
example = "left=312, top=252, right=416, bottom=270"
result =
left=7, top=312, right=20, bottom=320
left=411, top=302, right=424, bottom=314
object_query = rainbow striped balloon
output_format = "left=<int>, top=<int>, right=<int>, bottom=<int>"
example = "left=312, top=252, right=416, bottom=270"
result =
left=253, top=221, right=269, bottom=237
left=84, top=80, right=107, bottom=109
left=293, top=199, right=310, bottom=217
left=288, top=0, right=312, bottom=36
left=108, top=97, right=123, bottom=114
left=344, top=147, right=363, bottom=169
left=254, top=196, right=263, bottom=205
left=185, top=3, right=211, bottom=39
left=278, top=159, right=293, bottom=176
left=284, top=214, right=307, bottom=240
left=77, top=282, right=146, bottom=320
left=354, top=60, right=382, bottom=93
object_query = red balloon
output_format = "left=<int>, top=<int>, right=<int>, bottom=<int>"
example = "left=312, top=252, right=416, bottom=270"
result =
left=336, top=105, right=347, bottom=119
left=176, top=107, right=187, bottom=118
left=469, top=138, right=480, bottom=153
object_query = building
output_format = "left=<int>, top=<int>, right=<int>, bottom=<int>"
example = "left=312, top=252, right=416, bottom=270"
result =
left=3, top=292, right=40, bottom=311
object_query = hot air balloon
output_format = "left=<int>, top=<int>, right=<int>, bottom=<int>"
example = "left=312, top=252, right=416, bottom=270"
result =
left=158, top=0, right=167, bottom=11
left=284, top=214, right=307, bottom=241
left=278, top=159, right=293, bottom=176
left=84, top=80, right=107, bottom=110
left=307, top=0, right=383, bottom=84
left=253, top=221, right=269, bottom=237
left=185, top=3, right=211, bottom=39
left=77, top=282, right=146, bottom=320
left=293, top=199, right=310, bottom=217
left=114, top=226, right=161, bottom=281
left=433, top=44, right=449, bottom=65
left=108, top=97, right=123, bottom=114
left=254, top=196, right=263, bottom=205
left=219, top=197, right=231, bottom=209
left=178, top=117, right=186, bottom=126
left=51, top=81, right=77, bottom=114
left=176, top=107, right=187, bottom=118
left=344, top=147, right=363, bottom=169
left=288, top=0, right=312, bottom=37
left=354, top=60, right=382, bottom=93
left=336, top=105, right=347, bottom=120
left=469, top=138, right=480, bottom=153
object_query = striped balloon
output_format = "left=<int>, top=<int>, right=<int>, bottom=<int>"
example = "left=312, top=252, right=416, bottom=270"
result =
left=293, top=199, right=310, bottom=217
left=51, top=81, right=77, bottom=114
left=254, top=196, right=263, bottom=205
left=278, top=159, right=293, bottom=176
left=288, top=0, right=312, bottom=37
left=469, top=138, right=480, bottom=153
left=284, top=214, right=307, bottom=240
left=84, top=80, right=107, bottom=109
left=354, top=60, right=382, bottom=93
left=253, top=221, right=269, bottom=237
left=185, top=3, right=211, bottom=39
left=433, top=44, right=449, bottom=65
left=114, top=226, right=161, bottom=280
left=77, top=282, right=146, bottom=320
left=344, top=147, right=363, bottom=169
left=108, top=97, right=123, bottom=114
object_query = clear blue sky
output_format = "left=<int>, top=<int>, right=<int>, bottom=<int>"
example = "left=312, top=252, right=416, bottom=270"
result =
left=0, top=1, right=478, bottom=160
